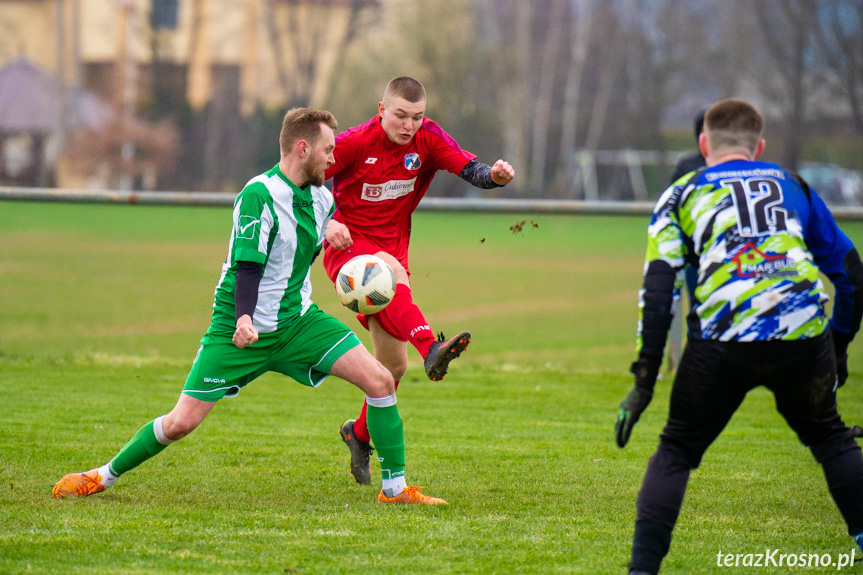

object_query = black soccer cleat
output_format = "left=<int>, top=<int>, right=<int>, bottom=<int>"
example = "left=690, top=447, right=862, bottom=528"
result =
left=338, top=420, right=373, bottom=485
left=423, top=331, right=471, bottom=381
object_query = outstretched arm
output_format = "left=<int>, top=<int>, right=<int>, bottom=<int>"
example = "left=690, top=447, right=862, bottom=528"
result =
left=458, top=159, right=515, bottom=189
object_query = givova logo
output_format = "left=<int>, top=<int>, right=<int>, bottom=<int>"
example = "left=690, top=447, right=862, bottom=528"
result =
left=237, top=216, right=260, bottom=239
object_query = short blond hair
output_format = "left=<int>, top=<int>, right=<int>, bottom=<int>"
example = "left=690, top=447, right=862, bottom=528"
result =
left=382, top=76, right=426, bottom=104
left=279, top=107, right=337, bottom=155
left=704, top=99, right=764, bottom=155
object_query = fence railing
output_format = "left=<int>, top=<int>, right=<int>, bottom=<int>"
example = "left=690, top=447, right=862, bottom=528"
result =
left=3, top=186, right=863, bottom=221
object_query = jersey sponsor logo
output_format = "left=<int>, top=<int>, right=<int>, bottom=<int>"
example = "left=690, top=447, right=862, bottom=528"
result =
left=365, top=157, right=378, bottom=164
left=203, top=377, right=227, bottom=384
left=732, top=242, right=797, bottom=279
left=293, top=200, right=313, bottom=208
left=361, top=178, right=417, bottom=202
left=237, top=216, right=260, bottom=239
left=404, top=153, right=421, bottom=170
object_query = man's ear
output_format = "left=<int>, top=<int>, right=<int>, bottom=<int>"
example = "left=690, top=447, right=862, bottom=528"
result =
left=296, top=139, right=309, bottom=158
left=378, top=101, right=385, bottom=117
left=698, top=132, right=709, bottom=158
left=754, top=139, right=765, bottom=159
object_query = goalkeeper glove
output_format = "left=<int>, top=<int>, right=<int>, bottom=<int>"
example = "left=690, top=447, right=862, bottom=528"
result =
left=614, top=359, right=659, bottom=448
left=832, top=326, right=851, bottom=389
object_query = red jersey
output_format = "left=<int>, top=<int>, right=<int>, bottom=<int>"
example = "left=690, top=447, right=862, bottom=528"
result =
left=325, top=115, right=475, bottom=266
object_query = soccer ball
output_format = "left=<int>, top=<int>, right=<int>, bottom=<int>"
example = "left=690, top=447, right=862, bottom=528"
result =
left=335, top=255, right=397, bottom=314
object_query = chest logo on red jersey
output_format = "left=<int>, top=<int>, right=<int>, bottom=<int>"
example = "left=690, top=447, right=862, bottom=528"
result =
left=361, top=178, right=417, bottom=202
left=404, top=153, right=421, bottom=170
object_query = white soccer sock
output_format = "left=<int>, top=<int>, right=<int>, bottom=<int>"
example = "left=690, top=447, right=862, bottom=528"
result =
left=97, top=463, right=118, bottom=488
left=382, top=476, right=407, bottom=498
left=153, top=415, right=175, bottom=445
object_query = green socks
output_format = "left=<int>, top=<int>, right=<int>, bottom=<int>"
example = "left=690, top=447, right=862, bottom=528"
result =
left=108, top=416, right=174, bottom=476
left=105, top=401, right=406, bottom=491
left=365, top=396, right=405, bottom=482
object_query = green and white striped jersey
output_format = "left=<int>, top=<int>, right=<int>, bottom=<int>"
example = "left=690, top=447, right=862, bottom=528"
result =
left=208, top=164, right=335, bottom=335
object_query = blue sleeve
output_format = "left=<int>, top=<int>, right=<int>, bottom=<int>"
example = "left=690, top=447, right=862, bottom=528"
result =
left=804, top=188, right=857, bottom=333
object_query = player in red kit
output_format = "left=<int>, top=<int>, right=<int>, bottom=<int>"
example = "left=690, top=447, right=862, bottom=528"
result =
left=324, top=77, right=515, bottom=484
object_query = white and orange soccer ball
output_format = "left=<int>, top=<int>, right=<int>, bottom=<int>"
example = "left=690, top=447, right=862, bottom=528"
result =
left=335, top=255, right=397, bottom=315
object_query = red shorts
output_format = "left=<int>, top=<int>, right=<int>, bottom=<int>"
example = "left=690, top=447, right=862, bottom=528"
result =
left=322, top=238, right=409, bottom=342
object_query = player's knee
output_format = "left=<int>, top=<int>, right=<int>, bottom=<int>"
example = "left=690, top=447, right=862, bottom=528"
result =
left=162, top=415, right=201, bottom=441
left=384, top=358, right=408, bottom=382
left=374, top=252, right=409, bottom=284
left=657, top=438, right=703, bottom=470
left=367, top=364, right=396, bottom=398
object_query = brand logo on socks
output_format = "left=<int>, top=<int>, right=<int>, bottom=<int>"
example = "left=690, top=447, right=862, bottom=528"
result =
left=203, top=377, right=226, bottom=384
left=410, top=324, right=431, bottom=338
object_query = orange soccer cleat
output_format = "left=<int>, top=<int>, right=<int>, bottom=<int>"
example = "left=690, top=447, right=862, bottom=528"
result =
left=377, top=485, right=448, bottom=505
left=52, top=470, right=106, bottom=498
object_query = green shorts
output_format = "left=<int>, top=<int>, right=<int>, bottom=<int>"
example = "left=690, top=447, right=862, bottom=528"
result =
left=183, top=306, right=361, bottom=401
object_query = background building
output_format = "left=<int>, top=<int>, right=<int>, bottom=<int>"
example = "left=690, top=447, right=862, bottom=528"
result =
left=0, top=0, right=861, bottom=203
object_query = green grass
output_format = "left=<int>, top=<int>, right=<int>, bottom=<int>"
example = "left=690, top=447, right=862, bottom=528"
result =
left=1, top=202, right=863, bottom=574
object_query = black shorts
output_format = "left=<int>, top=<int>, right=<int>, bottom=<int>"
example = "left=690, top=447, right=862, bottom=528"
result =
left=662, top=331, right=847, bottom=467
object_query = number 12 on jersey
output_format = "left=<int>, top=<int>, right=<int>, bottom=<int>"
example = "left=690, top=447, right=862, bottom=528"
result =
left=723, top=177, right=788, bottom=237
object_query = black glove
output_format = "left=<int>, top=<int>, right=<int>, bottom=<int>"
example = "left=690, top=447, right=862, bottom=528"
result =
left=837, top=355, right=849, bottom=389
left=614, top=359, right=660, bottom=448
left=832, top=327, right=851, bottom=389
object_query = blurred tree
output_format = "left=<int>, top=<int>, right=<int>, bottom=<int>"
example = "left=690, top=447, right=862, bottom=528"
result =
left=481, top=1, right=531, bottom=197
left=99, top=0, right=860, bottom=195
left=555, top=0, right=592, bottom=193
left=264, top=0, right=378, bottom=107
left=325, top=0, right=493, bottom=196
left=753, top=0, right=818, bottom=170
left=64, top=116, right=179, bottom=190
left=816, top=0, right=863, bottom=135
left=530, top=0, right=568, bottom=196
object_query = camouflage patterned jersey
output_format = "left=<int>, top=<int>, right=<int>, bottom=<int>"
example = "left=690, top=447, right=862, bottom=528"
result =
left=637, top=159, right=859, bottom=361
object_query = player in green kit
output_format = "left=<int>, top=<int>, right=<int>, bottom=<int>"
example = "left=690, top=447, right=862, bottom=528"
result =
left=52, top=107, right=446, bottom=505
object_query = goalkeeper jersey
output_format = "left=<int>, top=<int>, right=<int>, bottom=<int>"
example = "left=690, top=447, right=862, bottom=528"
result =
left=209, top=164, right=334, bottom=336
left=637, top=159, right=857, bottom=357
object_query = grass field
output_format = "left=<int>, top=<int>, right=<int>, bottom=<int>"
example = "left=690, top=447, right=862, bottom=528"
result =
left=2, top=202, right=863, bottom=574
